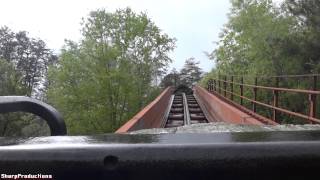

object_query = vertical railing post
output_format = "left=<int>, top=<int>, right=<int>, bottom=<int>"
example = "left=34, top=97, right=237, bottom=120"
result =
left=224, top=76, right=227, bottom=97
left=211, top=79, right=214, bottom=92
left=210, top=80, right=213, bottom=92
left=309, top=75, right=317, bottom=123
left=240, top=77, right=244, bottom=106
left=218, top=75, right=221, bottom=94
left=214, top=79, right=216, bottom=92
left=231, top=76, right=234, bottom=101
left=272, top=77, right=279, bottom=123
left=313, top=76, right=317, bottom=118
left=253, top=77, right=257, bottom=112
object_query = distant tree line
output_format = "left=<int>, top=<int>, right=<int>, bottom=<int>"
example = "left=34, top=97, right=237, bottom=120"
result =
left=0, top=26, right=57, bottom=136
left=201, top=0, right=320, bottom=123
left=161, top=57, right=203, bottom=88
left=0, top=8, right=176, bottom=136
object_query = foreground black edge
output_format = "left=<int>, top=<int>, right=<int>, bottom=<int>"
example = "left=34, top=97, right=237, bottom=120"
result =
left=0, top=132, right=320, bottom=180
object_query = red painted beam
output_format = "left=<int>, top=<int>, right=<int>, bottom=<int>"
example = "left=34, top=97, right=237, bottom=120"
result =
left=194, top=86, right=278, bottom=125
left=115, top=87, right=174, bottom=133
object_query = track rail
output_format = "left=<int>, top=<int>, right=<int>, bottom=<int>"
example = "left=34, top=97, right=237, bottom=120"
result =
left=186, top=94, right=208, bottom=124
left=164, top=92, right=208, bottom=128
left=165, top=93, right=185, bottom=128
left=116, top=85, right=275, bottom=133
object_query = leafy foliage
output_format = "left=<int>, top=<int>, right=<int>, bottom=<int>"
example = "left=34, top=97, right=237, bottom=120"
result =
left=161, top=58, right=203, bottom=88
left=47, top=8, right=176, bottom=134
left=160, top=68, right=180, bottom=88
left=0, top=26, right=55, bottom=136
left=0, top=26, right=57, bottom=98
left=285, top=0, right=320, bottom=72
left=180, top=57, right=203, bottom=87
left=201, top=0, right=320, bottom=123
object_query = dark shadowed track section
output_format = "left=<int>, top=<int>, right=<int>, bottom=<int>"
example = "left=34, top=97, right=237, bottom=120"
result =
left=165, top=94, right=185, bottom=128
left=186, top=94, right=208, bottom=124
left=163, top=85, right=209, bottom=128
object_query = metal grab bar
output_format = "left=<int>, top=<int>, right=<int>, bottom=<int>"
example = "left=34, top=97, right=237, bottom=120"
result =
left=0, top=96, right=67, bottom=136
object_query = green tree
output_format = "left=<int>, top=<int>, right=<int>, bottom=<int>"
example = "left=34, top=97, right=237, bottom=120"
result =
left=160, top=68, right=180, bottom=88
left=209, top=0, right=301, bottom=77
left=286, top=0, right=320, bottom=72
left=0, top=26, right=56, bottom=136
left=180, top=57, right=203, bottom=87
left=0, top=26, right=58, bottom=98
left=47, top=8, right=175, bottom=134
left=201, top=0, right=317, bottom=123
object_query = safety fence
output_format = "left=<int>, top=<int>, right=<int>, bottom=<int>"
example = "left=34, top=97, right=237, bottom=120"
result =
left=207, top=74, right=319, bottom=124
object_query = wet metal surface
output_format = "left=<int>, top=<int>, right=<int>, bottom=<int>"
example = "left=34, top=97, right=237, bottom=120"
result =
left=130, top=122, right=320, bottom=134
left=2, top=130, right=320, bottom=148
left=1, top=131, right=320, bottom=179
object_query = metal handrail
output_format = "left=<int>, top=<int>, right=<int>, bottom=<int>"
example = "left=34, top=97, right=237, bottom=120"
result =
left=211, top=78, right=320, bottom=95
left=212, top=86, right=320, bottom=123
left=207, top=75, right=319, bottom=124
left=214, top=74, right=320, bottom=78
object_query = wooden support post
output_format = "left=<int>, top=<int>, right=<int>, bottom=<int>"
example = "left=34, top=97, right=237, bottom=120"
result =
left=253, top=77, right=257, bottom=112
left=231, top=76, right=234, bottom=101
left=240, top=77, right=244, bottom=106
left=272, top=77, right=279, bottom=123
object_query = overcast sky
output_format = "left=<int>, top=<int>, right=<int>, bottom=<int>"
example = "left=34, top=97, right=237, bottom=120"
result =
left=0, top=0, right=231, bottom=72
